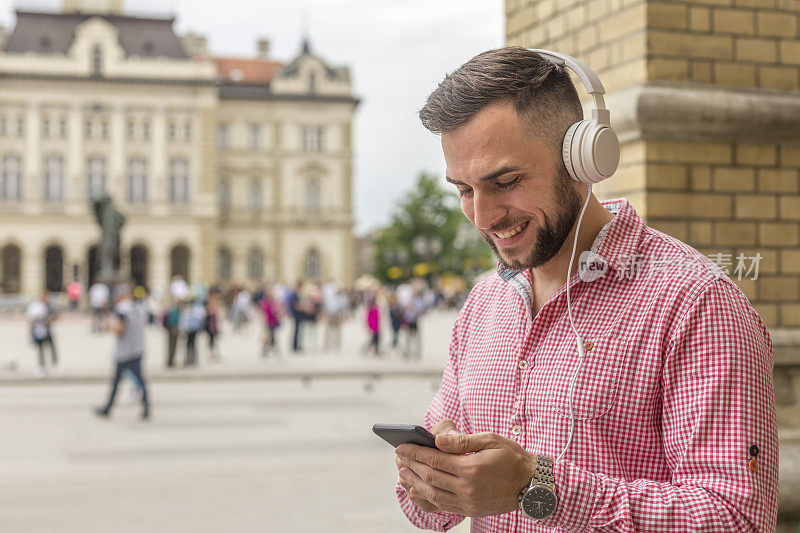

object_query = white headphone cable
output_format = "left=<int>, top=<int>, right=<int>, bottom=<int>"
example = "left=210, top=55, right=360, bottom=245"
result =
left=555, top=183, right=593, bottom=463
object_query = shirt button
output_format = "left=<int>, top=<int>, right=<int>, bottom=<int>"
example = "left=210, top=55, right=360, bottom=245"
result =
left=584, top=341, right=594, bottom=351
left=511, top=425, right=522, bottom=436
left=518, top=360, right=529, bottom=370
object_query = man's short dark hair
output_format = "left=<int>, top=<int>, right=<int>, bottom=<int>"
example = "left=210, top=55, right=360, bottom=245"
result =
left=419, top=47, right=584, bottom=157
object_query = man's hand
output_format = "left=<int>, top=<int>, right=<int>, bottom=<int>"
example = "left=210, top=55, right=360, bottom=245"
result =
left=395, top=426, right=537, bottom=518
left=395, top=419, right=460, bottom=513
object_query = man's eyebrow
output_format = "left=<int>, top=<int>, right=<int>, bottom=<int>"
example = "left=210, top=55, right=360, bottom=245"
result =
left=445, top=166, right=521, bottom=186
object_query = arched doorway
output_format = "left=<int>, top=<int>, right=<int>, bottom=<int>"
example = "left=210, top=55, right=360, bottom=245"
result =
left=87, top=245, right=99, bottom=287
left=130, top=244, right=149, bottom=287
left=1, top=244, right=22, bottom=294
left=170, top=244, right=190, bottom=282
left=44, top=245, right=64, bottom=292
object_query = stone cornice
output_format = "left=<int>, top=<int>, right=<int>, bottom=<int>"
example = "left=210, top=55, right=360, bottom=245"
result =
left=607, top=83, right=800, bottom=144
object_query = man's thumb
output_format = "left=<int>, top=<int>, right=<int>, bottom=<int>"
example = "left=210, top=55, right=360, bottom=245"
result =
left=435, top=431, right=493, bottom=453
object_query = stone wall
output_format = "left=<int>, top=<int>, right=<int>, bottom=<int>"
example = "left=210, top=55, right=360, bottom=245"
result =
left=506, top=0, right=800, bottom=527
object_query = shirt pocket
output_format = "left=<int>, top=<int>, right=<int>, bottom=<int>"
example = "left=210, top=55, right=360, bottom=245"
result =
left=542, top=336, right=631, bottom=421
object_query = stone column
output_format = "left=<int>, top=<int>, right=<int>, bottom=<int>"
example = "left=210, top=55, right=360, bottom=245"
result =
left=24, top=102, right=41, bottom=202
left=67, top=102, right=83, bottom=202
left=151, top=105, right=167, bottom=204
left=108, top=104, right=125, bottom=201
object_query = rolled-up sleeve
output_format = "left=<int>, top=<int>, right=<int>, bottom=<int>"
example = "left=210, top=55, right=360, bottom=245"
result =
left=396, top=314, right=467, bottom=531
left=539, top=279, right=778, bottom=532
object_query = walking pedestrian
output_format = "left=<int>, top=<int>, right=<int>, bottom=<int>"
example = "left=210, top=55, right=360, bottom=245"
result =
left=260, top=287, right=282, bottom=358
left=180, top=297, right=206, bottom=367
left=93, top=283, right=150, bottom=420
left=88, top=281, right=109, bottom=333
left=66, top=277, right=83, bottom=311
left=205, top=293, right=220, bottom=362
left=162, top=297, right=181, bottom=368
left=26, top=290, right=59, bottom=378
left=364, top=297, right=381, bottom=356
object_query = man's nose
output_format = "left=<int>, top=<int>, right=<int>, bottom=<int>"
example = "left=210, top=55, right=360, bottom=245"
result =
left=472, top=191, right=507, bottom=231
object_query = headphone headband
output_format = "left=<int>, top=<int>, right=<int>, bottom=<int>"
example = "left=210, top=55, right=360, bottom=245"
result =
left=527, top=48, right=619, bottom=184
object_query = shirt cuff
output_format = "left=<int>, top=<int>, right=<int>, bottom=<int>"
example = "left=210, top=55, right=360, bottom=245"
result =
left=395, top=479, right=463, bottom=531
left=537, top=459, right=598, bottom=532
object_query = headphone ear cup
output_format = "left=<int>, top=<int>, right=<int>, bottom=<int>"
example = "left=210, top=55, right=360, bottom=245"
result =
left=562, top=121, right=585, bottom=183
left=563, top=120, right=620, bottom=185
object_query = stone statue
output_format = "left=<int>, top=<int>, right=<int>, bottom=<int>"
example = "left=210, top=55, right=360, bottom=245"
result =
left=91, top=193, right=126, bottom=283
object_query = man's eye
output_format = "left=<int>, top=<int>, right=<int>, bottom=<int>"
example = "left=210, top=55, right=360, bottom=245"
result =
left=496, top=176, right=520, bottom=189
left=458, top=188, right=473, bottom=197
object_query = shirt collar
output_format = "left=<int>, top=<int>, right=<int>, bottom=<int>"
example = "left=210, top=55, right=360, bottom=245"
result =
left=497, top=197, right=644, bottom=284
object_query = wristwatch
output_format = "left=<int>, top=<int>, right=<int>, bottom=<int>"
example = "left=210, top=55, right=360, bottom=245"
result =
left=518, top=454, right=558, bottom=520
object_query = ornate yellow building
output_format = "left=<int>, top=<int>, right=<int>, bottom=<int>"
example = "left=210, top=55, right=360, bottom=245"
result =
left=0, top=0, right=358, bottom=295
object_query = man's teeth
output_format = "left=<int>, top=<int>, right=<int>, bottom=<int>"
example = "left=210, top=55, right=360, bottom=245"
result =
left=494, top=222, right=526, bottom=239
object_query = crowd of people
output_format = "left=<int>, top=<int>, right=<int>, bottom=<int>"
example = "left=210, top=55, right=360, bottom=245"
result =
left=26, top=275, right=470, bottom=378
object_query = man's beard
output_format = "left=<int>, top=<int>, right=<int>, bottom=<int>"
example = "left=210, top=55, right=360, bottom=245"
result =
left=482, top=171, right=582, bottom=271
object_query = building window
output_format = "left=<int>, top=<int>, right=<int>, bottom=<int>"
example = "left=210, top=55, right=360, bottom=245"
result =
left=0, top=115, right=6, bottom=136
left=101, top=120, right=108, bottom=139
left=16, top=115, right=24, bottom=136
left=250, top=124, right=260, bottom=151
left=216, top=123, right=228, bottom=149
left=44, top=154, right=63, bottom=201
left=250, top=178, right=262, bottom=213
left=218, top=247, right=232, bottom=280
left=300, top=126, right=324, bottom=152
left=87, top=156, right=106, bottom=198
left=300, top=126, right=309, bottom=151
left=315, top=126, right=324, bottom=152
left=184, top=121, right=191, bottom=141
left=305, top=248, right=320, bottom=280
left=306, top=177, right=320, bottom=212
left=127, top=120, right=135, bottom=139
left=59, top=117, right=67, bottom=138
left=142, top=120, right=150, bottom=140
left=218, top=176, right=230, bottom=213
left=128, top=157, right=147, bottom=203
left=42, top=117, right=50, bottom=138
left=248, top=248, right=263, bottom=281
left=308, top=72, right=316, bottom=94
left=1, top=154, right=22, bottom=200
left=169, top=157, right=189, bottom=203
left=92, top=45, right=103, bottom=77
left=168, top=121, right=176, bottom=141
left=85, top=119, right=92, bottom=139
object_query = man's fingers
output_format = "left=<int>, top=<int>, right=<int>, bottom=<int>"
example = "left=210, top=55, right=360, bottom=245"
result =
left=435, top=431, right=498, bottom=454
left=396, top=444, right=459, bottom=475
left=399, top=466, right=461, bottom=508
left=401, top=456, right=461, bottom=493
left=431, top=418, right=459, bottom=436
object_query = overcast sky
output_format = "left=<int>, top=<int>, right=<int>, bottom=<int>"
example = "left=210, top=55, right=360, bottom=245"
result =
left=0, top=0, right=504, bottom=234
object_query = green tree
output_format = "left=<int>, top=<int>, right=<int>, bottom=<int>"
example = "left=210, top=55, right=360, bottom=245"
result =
left=373, top=172, right=493, bottom=283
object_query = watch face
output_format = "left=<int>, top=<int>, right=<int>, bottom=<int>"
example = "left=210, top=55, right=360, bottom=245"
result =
left=521, top=486, right=558, bottom=519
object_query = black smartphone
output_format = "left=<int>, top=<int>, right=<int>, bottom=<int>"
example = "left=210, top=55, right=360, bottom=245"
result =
left=372, top=423, right=438, bottom=449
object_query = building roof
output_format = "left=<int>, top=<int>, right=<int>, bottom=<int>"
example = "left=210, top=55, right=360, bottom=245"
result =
left=3, top=9, right=188, bottom=58
left=213, top=57, right=283, bottom=85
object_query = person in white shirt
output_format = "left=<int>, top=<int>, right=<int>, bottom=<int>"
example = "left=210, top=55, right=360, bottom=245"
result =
left=88, top=281, right=110, bottom=333
left=26, top=290, right=59, bottom=378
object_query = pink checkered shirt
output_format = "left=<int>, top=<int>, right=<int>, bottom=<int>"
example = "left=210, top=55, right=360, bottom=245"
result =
left=397, top=198, right=778, bottom=532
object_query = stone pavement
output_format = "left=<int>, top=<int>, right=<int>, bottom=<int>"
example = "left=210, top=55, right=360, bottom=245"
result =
left=0, top=310, right=457, bottom=385
left=0, top=310, right=471, bottom=532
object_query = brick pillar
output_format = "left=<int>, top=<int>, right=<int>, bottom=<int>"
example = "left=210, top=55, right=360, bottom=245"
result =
left=506, top=0, right=800, bottom=330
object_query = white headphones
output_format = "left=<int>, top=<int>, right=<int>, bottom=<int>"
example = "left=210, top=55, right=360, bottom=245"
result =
left=529, top=49, right=620, bottom=185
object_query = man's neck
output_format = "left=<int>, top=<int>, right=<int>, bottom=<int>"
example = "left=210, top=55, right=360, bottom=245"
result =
left=530, top=194, right=614, bottom=297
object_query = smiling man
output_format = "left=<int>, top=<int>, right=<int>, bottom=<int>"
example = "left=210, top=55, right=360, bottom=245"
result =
left=393, top=47, right=778, bottom=531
